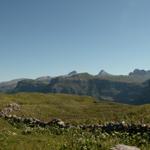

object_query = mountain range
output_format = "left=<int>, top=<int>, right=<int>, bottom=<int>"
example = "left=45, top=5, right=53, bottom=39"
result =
left=1, top=69, right=150, bottom=104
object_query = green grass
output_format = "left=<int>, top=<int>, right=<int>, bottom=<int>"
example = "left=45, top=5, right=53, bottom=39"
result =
left=0, top=93, right=150, bottom=150
left=0, top=93, right=150, bottom=123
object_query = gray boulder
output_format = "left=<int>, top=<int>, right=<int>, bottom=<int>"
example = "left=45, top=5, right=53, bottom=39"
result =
left=111, top=144, right=140, bottom=150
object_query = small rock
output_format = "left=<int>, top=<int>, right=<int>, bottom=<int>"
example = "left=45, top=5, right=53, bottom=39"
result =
left=49, top=118, right=65, bottom=127
left=12, top=132, right=17, bottom=136
left=7, top=103, right=20, bottom=111
left=111, top=144, right=140, bottom=150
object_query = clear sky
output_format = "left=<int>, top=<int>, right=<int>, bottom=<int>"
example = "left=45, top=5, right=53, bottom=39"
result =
left=0, top=0, right=150, bottom=81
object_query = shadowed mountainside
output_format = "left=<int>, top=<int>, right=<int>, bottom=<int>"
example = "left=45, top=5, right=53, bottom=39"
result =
left=13, top=73, right=147, bottom=104
left=0, top=69, right=150, bottom=104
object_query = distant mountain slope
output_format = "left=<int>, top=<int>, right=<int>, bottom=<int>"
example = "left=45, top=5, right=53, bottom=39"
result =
left=137, top=79, right=150, bottom=104
left=14, top=79, right=49, bottom=92
left=129, top=69, right=150, bottom=82
left=35, top=76, right=51, bottom=83
left=1, top=69, right=150, bottom=104
left=47, top=75, right=143, bottom=104
left=13, top=73, right=143, bottom=104
left=0, top=76, right=51, bottom=92
left=0, top=79, right=26, bottom=92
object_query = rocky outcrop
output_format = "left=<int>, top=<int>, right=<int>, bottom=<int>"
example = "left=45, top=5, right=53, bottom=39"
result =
left=0, top=103, right=66, bottom=127
left=0, top=103, right=20, bottom=117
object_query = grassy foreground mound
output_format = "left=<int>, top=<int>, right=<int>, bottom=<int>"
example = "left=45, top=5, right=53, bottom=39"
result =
left=0, top=93, right=149, bottom=149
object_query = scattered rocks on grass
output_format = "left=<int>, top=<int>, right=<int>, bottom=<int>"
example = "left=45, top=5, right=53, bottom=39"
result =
left=0, top=103, right=150, bottom=136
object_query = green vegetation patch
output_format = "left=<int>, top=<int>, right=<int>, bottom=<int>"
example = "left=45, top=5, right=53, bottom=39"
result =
left=0, top=93, right=150, bottom=149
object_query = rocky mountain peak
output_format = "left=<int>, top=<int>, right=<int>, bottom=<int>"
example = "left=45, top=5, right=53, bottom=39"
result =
left=129, top=69, right=150, bottom=76
left=68, top=71, right=78, bottom=76
left=98, top=70, right=110, bottom=76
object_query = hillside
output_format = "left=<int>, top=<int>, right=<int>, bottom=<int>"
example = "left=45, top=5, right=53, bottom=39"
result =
left=0, top=93, right=150, bottom=123
left=0, top=93, right=149, bottom=150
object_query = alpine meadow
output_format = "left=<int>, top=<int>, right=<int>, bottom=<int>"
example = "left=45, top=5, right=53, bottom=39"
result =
left=0, top=0, right=150, bottom=150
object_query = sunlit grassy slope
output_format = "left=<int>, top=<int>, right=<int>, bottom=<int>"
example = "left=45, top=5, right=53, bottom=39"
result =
left=0, top=93, right=150, bottom=150
left=0, top=93, right=150, bottom=123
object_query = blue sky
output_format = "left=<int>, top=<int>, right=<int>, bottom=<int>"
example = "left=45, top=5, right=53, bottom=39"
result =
left=0, top=0, right=150, bottom=81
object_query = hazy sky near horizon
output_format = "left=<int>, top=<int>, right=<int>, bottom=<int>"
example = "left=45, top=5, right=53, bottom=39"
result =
left=0, top=0, right=150, bottom=81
